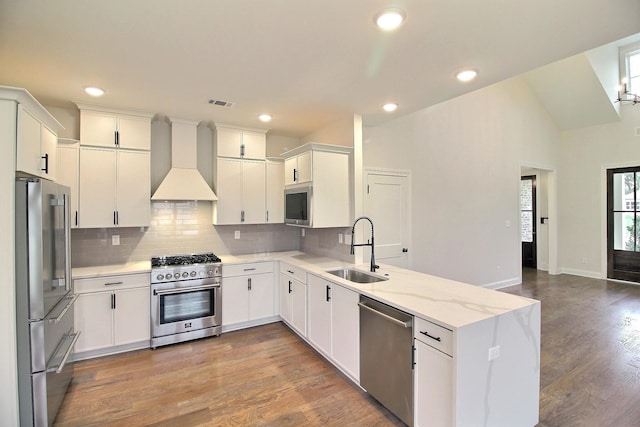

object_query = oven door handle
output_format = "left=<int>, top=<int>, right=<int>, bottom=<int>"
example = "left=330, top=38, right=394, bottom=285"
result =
left=153, top=284, right=220, bottom=296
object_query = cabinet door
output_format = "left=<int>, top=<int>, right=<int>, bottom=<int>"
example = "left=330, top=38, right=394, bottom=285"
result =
left=214, top=157, right=243, bottom=224
left=241, top=130, right=266, bottom=159
left=216, top=127, right=243, bottom=158
left=56, top=143, right=79, bottom=227
left=117, top=115, right=151, bottom=150
left=291, top=279, right=307, bottom=336
left=114, top=287, right=150, bottom=346
left=248, top=273, right=274, bottom=320
left=74, top=292, right=113, bottom=352
left=222, top=276, right=250, bottom=325
left=284, top=156, right=297, bottom=186
left=116, top=150, right=150, bottom=227
left=78, top=147, right=117, bottom=228
left=307, top=275, right=332, bottom=355
left=414, top=340, right=453, bottom=427
left=279, top=274, right=293, bottom=325
left=241, top=159, right=266, bottom=224
left=80, top=111, right=117, bottom=147
left=265, top=160, right=284, bottom=223
left=16, top=106, right=43, bottom=177
left=331, top=284, right=360, bottom=381
left=41, top=125, right=57, bottom=180
left=296, top=151, right=312, bottom=183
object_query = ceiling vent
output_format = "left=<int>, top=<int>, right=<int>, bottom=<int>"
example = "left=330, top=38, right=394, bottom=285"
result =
left=208, top=99, right=234, bottom=108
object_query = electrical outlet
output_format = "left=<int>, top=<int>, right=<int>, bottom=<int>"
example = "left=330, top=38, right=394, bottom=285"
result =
left=234, top=230, right=240, bottom=239
left=111, top=235, right=120, bottom=246
left=488, top=345, right=501, bottom=361
left=301, top=228, right=305, bottom=237
left=338, top=233, right=344, bottom=244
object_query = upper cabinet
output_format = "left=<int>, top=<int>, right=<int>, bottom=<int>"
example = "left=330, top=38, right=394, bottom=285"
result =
left=215, top=125, right=266, bottom=160
left=284, top=150, right=312, bottom=186
left=2, top=86, right=64, bottom=181
left=56, top=139, right=80, bottom=227
left=76, top=104, right=152, bottom=151
left=265, top=159, right=284, bottom=223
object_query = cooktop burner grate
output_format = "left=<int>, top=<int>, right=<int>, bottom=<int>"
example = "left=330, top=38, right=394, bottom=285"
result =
left=151, top=252, right=222, bottom=268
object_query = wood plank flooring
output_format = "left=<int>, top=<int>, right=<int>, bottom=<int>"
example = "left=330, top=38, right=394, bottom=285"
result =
left=54, top=322, right=404, bottom=426
left=54, top=270, right=640, bottom=426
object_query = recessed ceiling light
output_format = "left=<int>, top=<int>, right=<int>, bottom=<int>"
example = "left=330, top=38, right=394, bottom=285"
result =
left=375, top=9, right=405, bottom=31
left=456, top=69, right=478, bottom=82
left=84, top=86, right=105, bottom=97
left=258, top=114, right=272, bottom=122
left=382, top=103, right=398, bottom=112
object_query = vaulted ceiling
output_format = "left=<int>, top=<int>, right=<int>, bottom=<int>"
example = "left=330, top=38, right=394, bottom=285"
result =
left=1, top=0, right=639, bottom=137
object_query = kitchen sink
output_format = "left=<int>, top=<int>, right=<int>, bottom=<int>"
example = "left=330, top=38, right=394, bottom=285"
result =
left=326, top=268, right=388, bottom=284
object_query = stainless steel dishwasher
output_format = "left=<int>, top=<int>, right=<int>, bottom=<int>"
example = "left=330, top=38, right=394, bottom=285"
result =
left=359, top=295, right=414, bottom=426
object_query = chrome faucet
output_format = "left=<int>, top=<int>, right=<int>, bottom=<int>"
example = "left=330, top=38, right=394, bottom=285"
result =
left=350, top=216, right=379, bottom=273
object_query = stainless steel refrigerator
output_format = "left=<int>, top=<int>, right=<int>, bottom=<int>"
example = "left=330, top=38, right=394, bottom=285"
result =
left=15, top=178, right=79, bottom=427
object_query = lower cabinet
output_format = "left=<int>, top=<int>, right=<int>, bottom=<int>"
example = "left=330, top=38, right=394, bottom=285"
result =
left=414, top=317, right=454, bottom=427
left=307, top=274, right=359, bottom=381
left=279, top=262, right=307, bottom=336
left=74, top=273, right=150, bottom=359
left=222, top=262, right=277, bottom=331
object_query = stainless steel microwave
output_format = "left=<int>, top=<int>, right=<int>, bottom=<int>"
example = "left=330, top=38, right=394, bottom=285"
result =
left=284, top=186, right=312, bottom=226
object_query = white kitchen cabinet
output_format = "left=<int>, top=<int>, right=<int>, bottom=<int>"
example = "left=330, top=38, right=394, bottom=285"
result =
left=280, top=262, right=307, bottom=336
left=213, top=157, right=266, bottom=225
left=414, top=339, right=453, bottom=426
left=56, top=139, right=79, bottom=227
left=265, top=159, right=284, bottom=223
left=74, top=272, right=150, bottom=359
left=78, top=108, right=152, bottom=150
left=215, top=125, right=266, bottom=160
left=16, top=105, right=58, bottom=180
left=282, top=143, right=351, bottom=228
left=222, top=262, right=277, bottom=331
left=284, top=150, right=311, bottom=185
left=78, top=147, right=150, bottom=228
left=307, top=274, right=359, bottom=380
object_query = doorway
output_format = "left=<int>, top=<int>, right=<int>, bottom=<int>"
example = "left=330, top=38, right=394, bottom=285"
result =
left=521, top=175, right=537, bottom=268
left=364, top=170, right=411, bottom=269
left=607, top=167, right=640, bottom=282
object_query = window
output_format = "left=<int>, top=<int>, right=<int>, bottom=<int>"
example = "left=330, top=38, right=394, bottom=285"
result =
left=621, top=45, right=640, bottom=94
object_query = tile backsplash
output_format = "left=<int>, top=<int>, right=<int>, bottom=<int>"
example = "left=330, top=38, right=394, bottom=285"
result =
left=71, top=201, right=301, bottom=267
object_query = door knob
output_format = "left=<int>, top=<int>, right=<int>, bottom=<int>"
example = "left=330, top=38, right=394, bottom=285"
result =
left=402, top=248, right=408, bottom=253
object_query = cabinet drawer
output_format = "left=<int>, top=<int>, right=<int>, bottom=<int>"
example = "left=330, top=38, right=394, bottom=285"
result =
left=74, top=273, right=150, bottom=293
left=280, top=262, right=306, bottom=283
left=223, top=261, right=273, bottom=278
left=414, top=317, right=453, bottom=356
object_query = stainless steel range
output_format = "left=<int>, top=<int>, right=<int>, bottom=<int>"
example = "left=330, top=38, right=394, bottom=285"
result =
left=150, top=253, right=222, bottom=348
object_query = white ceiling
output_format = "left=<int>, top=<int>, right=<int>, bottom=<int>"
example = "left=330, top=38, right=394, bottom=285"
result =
left=1, top=0, right=640, bottom=137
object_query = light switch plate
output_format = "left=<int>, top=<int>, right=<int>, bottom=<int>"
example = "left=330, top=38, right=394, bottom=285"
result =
left=234, top=230, right=240, bottom=239
left=488, top=345, right=501, bottom=361
left=112, top=235, right=120, bottom=246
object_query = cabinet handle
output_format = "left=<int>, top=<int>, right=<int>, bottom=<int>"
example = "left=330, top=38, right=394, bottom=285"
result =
left=326, top=285, right=331, bottom=302
left=288, top=280, right=292, bottom=294
left=111, top=294, right=116, bottom=309
left=248, top=277, right=252, bottom=290
left=293, top=168, right=298, bottom=182
left=419, top=330, right=442, bottom=342
left=41, top=153, right=49, bottom=173
left=412, top=345, right=416, bottom=369
left=287, top=270, right=294, bottom=274
left=104, top=281, right=123, bottom=286
left=241, top=210, right=245, bottom=222
left=240, top=144, right=245, bottom=157
left=75, top=211, right=78, bottom=227
left=266, top=210, right=269, bottom=222
left=115, top=130, right=119, bottom=146
left=243, top=268, right=256, bottom=272
left=113, top=211, right=117, bottom=225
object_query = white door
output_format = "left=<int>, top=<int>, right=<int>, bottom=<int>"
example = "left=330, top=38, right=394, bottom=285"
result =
left=365, top=171, right=411, bottom=268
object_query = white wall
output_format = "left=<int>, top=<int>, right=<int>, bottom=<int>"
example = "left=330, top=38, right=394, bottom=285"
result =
left=558, top=106, right=640, bottom=277
left=302, top=116, right=355, bottom=146
left=364, top=77, right=560, bottom=287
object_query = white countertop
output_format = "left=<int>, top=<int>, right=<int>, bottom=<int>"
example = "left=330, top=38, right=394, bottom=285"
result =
left=72, top=251, right=538, bottom=329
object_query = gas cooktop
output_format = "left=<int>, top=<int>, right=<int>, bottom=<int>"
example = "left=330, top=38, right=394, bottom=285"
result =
left=151, top=253, right=222, bottom=268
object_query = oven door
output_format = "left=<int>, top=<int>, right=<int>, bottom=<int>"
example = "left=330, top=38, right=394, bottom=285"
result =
left=151, top=277, right=221, bottom=338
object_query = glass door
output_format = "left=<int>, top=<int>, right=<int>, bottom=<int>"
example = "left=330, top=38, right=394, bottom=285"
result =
left=608, top=167, right=640, bottom=282
left=521, top=176, right=537, bottom=268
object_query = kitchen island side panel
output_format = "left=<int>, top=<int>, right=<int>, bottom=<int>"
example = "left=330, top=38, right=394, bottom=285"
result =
left=455, top=302, right=541, bottom=427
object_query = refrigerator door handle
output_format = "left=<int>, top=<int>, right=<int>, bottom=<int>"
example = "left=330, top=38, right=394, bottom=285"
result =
left=63, top=193, right=72, bottom=292
left=47, top=331, right=81, bottom=374
left=47, top=294, right=78, bottom=324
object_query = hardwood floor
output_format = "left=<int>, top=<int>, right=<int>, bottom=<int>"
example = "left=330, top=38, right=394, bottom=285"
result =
left=55, top=270, right=640, bottom=426
left=504, top=268, right=640, bottom=427
left=54, top=322, right=404, bottom=426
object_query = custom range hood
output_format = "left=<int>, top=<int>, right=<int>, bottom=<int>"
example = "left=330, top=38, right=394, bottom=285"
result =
left=151, top=119, right=217, bottom=201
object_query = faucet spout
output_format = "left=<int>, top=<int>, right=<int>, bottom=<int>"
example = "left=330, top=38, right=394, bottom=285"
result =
left=350, top=216, right=379, bottom=272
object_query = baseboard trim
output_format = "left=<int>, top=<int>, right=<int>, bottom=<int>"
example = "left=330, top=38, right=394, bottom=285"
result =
left=559, top=268, right=604, bottom=279
left=482, top=277, right=521, bottom=290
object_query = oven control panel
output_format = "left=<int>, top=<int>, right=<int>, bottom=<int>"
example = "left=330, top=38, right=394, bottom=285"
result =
left=152, top=264, right=222, bottom=284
